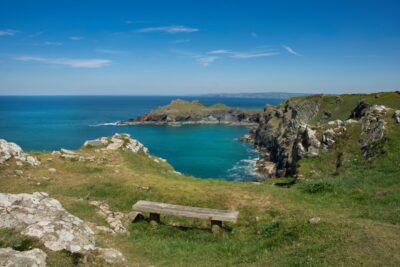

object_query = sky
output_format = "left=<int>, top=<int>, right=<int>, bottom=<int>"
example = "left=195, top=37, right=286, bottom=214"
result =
left=0, top=0, right=399, bottom=95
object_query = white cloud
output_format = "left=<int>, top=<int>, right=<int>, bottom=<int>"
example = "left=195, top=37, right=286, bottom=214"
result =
left=137, top=25, right=198, bottom=34
left=207, top=49, right=278, bottom=59
left=282, top=45, right=301, bottom=56
left=0, top=29, right=18, bottom=36
left=208, top=49, right=230, bottom=55
left=16, top=56, right=111, bottom=68
left=96, top=49, right=125, bottom=55
left=194, top=56, right=218, bottom=66
left=69, top=36, right=83, bottom=41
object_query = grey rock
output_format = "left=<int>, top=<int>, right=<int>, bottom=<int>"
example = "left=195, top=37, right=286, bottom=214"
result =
left=0, top=192, right=96, bottom=254
left=0, top=248, right=47, bottom=267
left=0, top=139, right=23, bottom=164
left=393, top=110, right=400, bottom=123
left=96, top=248, right=126, bottom=265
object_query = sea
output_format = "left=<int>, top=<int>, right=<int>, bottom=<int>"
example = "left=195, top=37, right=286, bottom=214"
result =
left=0, top=96, right=282, bottom=181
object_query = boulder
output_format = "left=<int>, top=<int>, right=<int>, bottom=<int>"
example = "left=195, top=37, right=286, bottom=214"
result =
left=0, top=139, right=40, bottom=167
left=0, top=248, right=47, bottom=267
left=322, top=128, right=336, bottom=148
left=0, top=139, right=23, bottom=164
left=0, top=192, right=95, bottom=254
left=309, top=217, right=321, bottom=224
left=26, top=155, right=41, bottom=167
left=350, top=101, right=370, bottom=119
left=393, top=110, right=400, bottom=123
left=83, top=138, right=108, bottom=147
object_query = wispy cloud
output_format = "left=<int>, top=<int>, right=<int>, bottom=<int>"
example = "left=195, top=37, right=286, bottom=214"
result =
left=170, top=39, right=191, bottom=44
left=207, top=49, right=279, bottom=58
left=69, top=36, right=84, bottom=41
left=231, top=51, right=278, bottom=58
left=15, top=56, right=111, bottom=68
left=125, top=20, right=148, bottom=24
left=33, top=41, right=63, bottom=46
left=208, top=49, right=230, bottom=55
left=282, top=45, right=301, bottom=56
left=251, top=32, right=257, bottom=38
left=137, top=25, right=199, bottom=34
left=193, top=56, right=218, bottom=66
left=96, top=49, right=126, bottom=55
left=0, top=29, right=18, bottom=36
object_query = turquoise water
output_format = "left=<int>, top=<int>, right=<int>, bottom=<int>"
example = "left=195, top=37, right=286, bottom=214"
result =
left=0, top=96, right=281, bottom=180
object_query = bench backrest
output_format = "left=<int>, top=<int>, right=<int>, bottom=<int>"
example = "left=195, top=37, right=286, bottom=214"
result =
left=132, top=200, right=238, bottom=223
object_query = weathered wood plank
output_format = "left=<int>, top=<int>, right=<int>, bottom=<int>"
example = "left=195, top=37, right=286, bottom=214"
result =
left=132, top=200, right=239, bottom=223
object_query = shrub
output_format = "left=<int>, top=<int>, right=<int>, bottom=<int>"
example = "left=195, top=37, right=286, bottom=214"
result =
left=300, top=180, right=334, bottom=194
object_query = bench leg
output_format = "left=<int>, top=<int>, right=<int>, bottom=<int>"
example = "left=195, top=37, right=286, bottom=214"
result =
left=149, top=212, right=160, bottom=225
left=211, top=220, right=222, bottom=234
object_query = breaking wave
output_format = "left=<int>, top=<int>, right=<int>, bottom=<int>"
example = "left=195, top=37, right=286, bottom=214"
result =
left=226, top=147, right=262, bottom=181
left=89, top=122, right=119, bottom=127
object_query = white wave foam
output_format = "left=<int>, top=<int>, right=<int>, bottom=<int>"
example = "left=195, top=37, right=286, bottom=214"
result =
left=89, top=122, right=119, bottom=127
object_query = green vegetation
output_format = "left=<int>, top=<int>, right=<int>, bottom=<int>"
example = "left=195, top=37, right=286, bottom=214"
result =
left=148, top=99, right=261, bottom=117
left=1, top=92, right=400, bottom=266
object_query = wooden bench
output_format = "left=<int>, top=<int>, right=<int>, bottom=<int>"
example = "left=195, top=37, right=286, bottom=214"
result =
left=132, top=200, right=239, bottom=233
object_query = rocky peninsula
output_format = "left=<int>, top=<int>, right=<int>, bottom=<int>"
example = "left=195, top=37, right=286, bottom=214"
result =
left=118, top=99, right=261, bottom=125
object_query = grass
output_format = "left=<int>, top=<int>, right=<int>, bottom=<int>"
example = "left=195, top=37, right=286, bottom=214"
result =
left=1, top=92, right=400, bottom=266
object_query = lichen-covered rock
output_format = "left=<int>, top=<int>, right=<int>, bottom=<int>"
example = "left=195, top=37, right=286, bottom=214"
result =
left=0, top=248, right=47, bottom=267
left=0, top=192, right=95, bottom=254
left=0, top=139, right=41, bottom=167
left=83, top=134, right=149, bottom=155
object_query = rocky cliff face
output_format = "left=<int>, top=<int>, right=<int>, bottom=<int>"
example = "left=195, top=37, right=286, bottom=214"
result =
left=251, top=94, right=399, bottom=178
left=252, top=97, right=323, bottom=177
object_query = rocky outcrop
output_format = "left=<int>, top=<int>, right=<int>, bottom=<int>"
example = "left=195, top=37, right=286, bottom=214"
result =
left=0, top=192, right=95, bottom=254
left=350, top=101, right=370, bottom=119
left=252, top=98, right=322, bottom=177
left=119, top=99, right=261, bottom=125
left=84, top=134, right=149, bottom=154
left=0, top=139, right=41, bottom=167
left=360, top=105, right=390, bottom=159
left=0, top=248, right=47, bottom=267
left=251, top=96, right=394, bottom=177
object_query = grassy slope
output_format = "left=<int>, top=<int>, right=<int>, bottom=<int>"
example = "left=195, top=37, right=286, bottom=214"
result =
left=0, top=92, right=399, bottom=266
left=149, top=99, right=261, bottom=117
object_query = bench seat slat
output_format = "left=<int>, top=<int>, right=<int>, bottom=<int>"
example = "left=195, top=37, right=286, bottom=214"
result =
left=132, top=200, right=238, bottom=223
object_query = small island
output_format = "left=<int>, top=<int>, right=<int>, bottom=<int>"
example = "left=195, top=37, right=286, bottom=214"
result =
left=118, top=99, right=262, bottom=125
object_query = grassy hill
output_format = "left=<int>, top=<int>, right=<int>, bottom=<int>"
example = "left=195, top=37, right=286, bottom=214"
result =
left=1, top=92, right=400, bottom=266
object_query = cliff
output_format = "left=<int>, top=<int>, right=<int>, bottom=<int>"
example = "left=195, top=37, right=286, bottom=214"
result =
left=251, top=92, right=400, bottom=178
left=118, top=99, right=262, bottom=125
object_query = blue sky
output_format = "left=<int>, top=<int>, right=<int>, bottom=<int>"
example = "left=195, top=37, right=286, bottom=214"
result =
left=0, top=0, right=399, bottom=95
